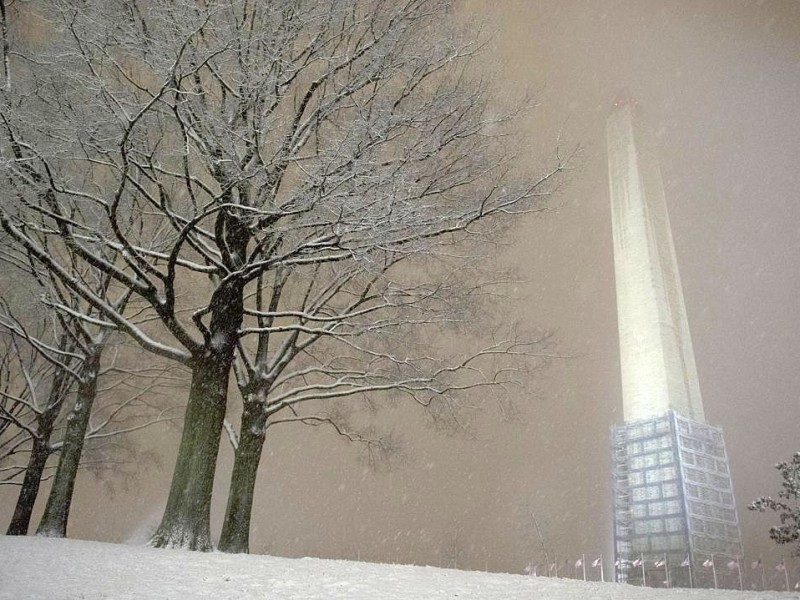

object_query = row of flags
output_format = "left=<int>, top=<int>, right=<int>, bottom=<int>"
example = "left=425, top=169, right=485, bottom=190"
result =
left=573, top=557, right=603, bottom=568
left=524, top=554, right=606, bottom=582
left=613, top=555, right=790, bottom=572
left=524, top=554, right=796, bottom=590
left=526, top=556, right=793, bottom=572
left=751, top=558, right=791, bottom=572
left=524, top=557, right=604, bottom=574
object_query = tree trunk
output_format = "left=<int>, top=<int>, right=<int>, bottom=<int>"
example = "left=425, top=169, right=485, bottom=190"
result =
left=36, top=351, right=101, bottom=538
left=6, top=368, right=68, bottom=536
left=150, top=248, right=245, bottom=551
left=148, top=355, right=231, bottom=550
left=218, top=402, right=267, bottom=553
left=6, top=437, right=52, bottom=535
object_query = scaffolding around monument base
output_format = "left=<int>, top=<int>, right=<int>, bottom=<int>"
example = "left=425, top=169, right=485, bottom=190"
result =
left=611, top=411, right=742, bottom=587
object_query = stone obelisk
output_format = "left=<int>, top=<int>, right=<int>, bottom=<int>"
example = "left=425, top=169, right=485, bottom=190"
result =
left=606, top=89, right=704, bottom=424
left=607, top=90, right=741, bottom=587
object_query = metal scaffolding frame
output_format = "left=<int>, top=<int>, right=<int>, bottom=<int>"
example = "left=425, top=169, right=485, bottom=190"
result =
left=611, top=411, right=742, bottom=587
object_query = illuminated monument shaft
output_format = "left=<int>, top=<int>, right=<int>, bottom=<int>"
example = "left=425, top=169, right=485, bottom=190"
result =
left=607, top=91, right=703, bottom=423
left=607, top=91, right=741, bottom=586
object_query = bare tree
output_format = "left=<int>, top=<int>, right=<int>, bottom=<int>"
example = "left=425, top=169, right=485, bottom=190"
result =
left=0, top=128, right=175, bottom=537
left=34, top=341, right=179, bottom=538
left=33, top=311, right=121, bottom=537
left=217, top=257, right=547, bottom=552
left=0, top=310, right=77, bottom=534
left=0, top=233, right=179, bottom=536
left=0, top=287, right=178, bottom=536
left=0, top=0, right=567, bottom=550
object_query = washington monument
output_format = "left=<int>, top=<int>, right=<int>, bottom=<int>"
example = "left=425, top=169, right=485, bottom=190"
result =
left=607, top=90, right=742, bottom=586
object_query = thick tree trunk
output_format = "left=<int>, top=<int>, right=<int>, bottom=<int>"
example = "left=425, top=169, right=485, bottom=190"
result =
left=218, top=402, right=267, bottom=553
left=148, top=355, right=231, bottom=550
left=150, top=235, right=246, bottom=551
left=36, top=351, right=101, bottom=538
left=6, top=437, right=52, bottom=535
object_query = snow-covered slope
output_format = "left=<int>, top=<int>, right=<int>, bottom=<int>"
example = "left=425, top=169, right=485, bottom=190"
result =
left=0, top=536, right=796, bottom=600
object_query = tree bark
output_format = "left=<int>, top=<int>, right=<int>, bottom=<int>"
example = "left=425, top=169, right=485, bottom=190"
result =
left=150, top=250, right=245, bottom=550
left=6, top=437, right=52, bottom=535
left=36, top=351, right=101, bottom=538
left=218, top=402, right=268, bottom=553
left=148, top=354, right=231, bottom=550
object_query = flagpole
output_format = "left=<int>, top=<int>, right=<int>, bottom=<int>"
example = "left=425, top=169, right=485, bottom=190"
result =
left=711, top=555, right=718, bottom=589
left=783, top=560, right=790, bottom=592
left=761, top=558, right=766, bottom=591
left=737, top=557, right=743, bottom=591
left=554, top=555, right=558, bottom=578
left=664, top=554, right=670, bottom=589
left=600, top=554, right=605, bottom=583
left=641, top=552, right=646, bottom=588
left=688, top=555, right=693, bottom=590
left=582, top=554, right=586, bottom=582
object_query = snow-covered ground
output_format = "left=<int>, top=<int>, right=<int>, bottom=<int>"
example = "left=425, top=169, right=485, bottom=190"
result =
left=0, top=536, right=796, bottom=600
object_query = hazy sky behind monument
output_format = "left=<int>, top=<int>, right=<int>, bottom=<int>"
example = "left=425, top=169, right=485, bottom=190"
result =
left=479, top=0, right=800, bottom=571
left=3, top=0, right=799, bottom=578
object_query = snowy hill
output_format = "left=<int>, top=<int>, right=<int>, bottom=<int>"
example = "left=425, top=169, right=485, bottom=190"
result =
left=0, top=536, right=796, bottom=600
